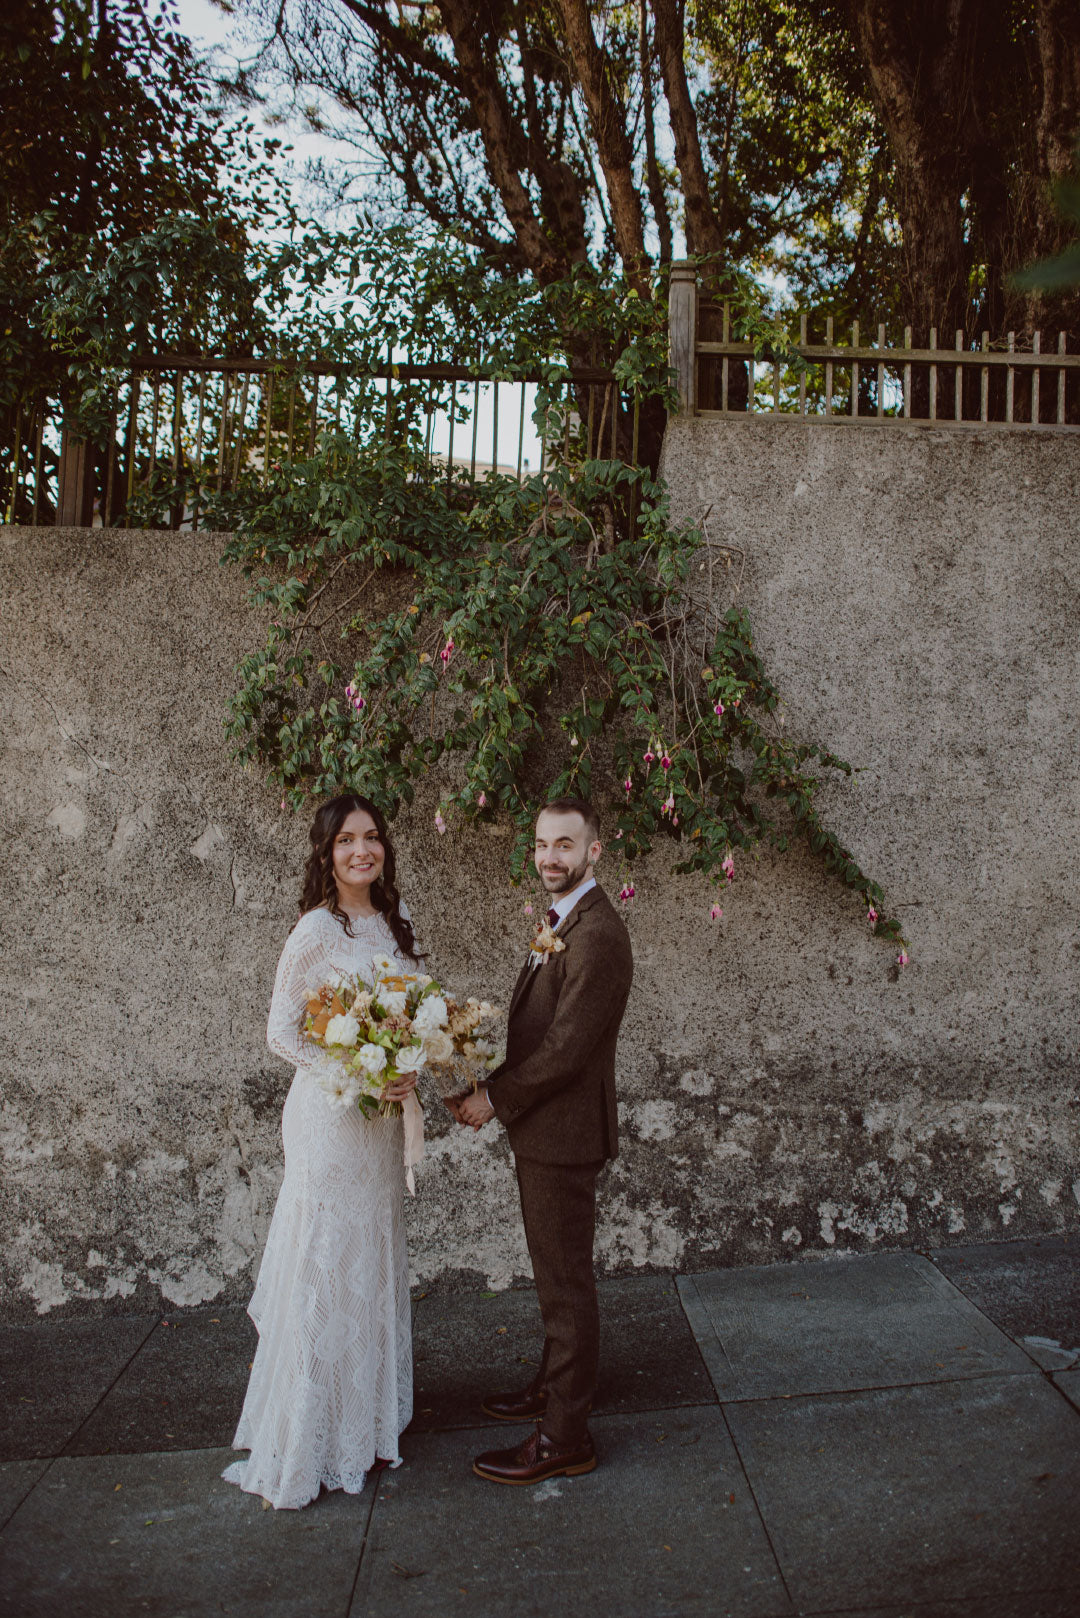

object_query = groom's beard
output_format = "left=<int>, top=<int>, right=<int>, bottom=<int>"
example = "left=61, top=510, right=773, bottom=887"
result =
left=540, top=855, right=590, bottom=894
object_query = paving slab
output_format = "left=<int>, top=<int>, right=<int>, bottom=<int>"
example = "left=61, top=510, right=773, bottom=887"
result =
left=66, top=1307, right=257, bottom=1456
left=678, top=1252, right=1033, bottom=1401
left=410, top=1274, right=714, bottom=1432
left=815, top=1595, right=1079, bottom=1618
left=1052, top=1367, right=1080, bottom=1415
left=0, top=1316, right=156, bottom=1461
left=0, top=1445, right=371, bottom=1618
left=930, top=1236, right=1080, bottom=1346
left=722, top=1372, right=1080, bottom=1614
left=351, top=1408, right=791, bottom=1618
left=0, top=1460, right=53, bottom=1534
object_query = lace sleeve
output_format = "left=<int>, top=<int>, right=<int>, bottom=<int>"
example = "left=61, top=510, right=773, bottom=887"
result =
left=266, top=919, right=330, bottom=1068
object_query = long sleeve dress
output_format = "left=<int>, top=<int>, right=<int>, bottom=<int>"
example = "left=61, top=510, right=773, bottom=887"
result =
left=222, top=904, right=414, bottom=1510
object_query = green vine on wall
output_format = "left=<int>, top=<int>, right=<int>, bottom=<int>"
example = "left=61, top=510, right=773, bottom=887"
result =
left=222, top=247, right=906, bottom=959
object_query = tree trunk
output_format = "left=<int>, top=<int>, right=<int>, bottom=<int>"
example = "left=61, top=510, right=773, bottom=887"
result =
left=847, top=0, right=977, bottom=344
left=639, top=0, right=672, bottom=262
left=1035, top=0, right=1080, bottom=187
left=652, top=0, right=726, bottom=258
left=555, top=0, right=650, bottom=280
left=434, top=0, right=567, bottom=281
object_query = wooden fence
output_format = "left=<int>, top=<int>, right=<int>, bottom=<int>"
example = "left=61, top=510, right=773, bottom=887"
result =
left=667, top=263, right=1080, bottom=430
left=3, top=357, right=629, bottom=529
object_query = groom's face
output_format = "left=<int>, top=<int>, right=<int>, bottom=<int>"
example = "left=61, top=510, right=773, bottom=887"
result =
left=534, top=809, right=601, bottom=896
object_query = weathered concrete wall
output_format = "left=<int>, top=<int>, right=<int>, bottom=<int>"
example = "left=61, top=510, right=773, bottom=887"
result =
left=1, top=420, right=1078, bottom=1317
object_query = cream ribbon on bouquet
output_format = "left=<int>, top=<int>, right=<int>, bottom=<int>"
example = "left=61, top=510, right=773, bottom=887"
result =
left=304, top=956, right=501, bottom=1194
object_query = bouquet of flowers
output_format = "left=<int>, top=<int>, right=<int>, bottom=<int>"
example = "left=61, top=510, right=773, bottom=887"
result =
left=303, top=952, right=500, bottom=1118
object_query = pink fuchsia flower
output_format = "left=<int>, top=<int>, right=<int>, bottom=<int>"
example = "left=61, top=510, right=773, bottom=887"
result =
left=618, top=883, right=635, bottom=904
left=721, top=851, right=735, bottom=883
left=710, top=903, right=723, bottom=921
left=897, top=948, right=909, bottom=968
left=345, top=681, right=355, bottom=698
left=478, top=791, right=487, bottom=809
left=713, top=700, right=725, bottom=717
left=867, top=904, right=878, bottom=927
left=614, top=830, right=623, bottom=840
left=660, top=754, right=672, bottom=770
left=643, top=749, right=655, bottom=764
left=280, top=797, right=286, bottom=811
left=672, top=814, right=679, bottom=827
left=353, top=694, right=365, bottom=711
left=434, top=810, right=447, bottom=835
left=624, top=776, right=633, bottom=794
left=440, top=636, right=455, bottom=665
left=662, top=793, right=675, bottom=815
left=523, top=902, right=534, bottom=916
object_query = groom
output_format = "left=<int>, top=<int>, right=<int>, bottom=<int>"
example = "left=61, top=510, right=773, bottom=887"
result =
left=446, top=797, right=634, bottom=1485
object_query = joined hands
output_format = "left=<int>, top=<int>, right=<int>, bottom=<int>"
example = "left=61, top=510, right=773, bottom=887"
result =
left=444, top=1088, right=496, bottom=1131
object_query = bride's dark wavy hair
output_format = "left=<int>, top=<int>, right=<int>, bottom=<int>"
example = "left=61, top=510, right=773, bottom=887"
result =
left=299, top=794, right=419, bottom=961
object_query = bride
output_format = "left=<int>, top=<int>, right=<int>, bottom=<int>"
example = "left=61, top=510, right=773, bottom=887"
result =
left=223, top=793, right=420, bottom=1510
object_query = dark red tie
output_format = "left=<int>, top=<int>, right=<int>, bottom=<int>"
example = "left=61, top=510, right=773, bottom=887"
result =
left=547, top=907, right=559, bottom=926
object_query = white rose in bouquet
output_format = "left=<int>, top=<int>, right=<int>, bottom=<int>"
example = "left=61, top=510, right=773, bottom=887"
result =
left=355, top=1042, right=388, bottom=1076
left=324, top=1013, right=360, bottom=1048
left=412, top=994, right=448, bottom=1036
left=380, top=989, right=408, bottom=1016
left=370, top=953, right=395, bottom=977
left=315, top=1063, right=362, bottom=1111
left=394, top=1043, right=426, bottom=1074
left=421, top=1027, right=455, bottom=1065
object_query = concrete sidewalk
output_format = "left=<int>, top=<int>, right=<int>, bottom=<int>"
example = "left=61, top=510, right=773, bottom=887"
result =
left=0, top=1237, right=1077, bottom=1618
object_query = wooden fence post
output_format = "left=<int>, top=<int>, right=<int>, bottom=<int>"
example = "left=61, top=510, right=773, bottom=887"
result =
left=56, top=426, right=94, bottom=526
left=669, top=260, right=697, bottom=414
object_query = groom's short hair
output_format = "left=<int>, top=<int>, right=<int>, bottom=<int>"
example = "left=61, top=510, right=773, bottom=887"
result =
left=540, top=797, right=601, bottom=842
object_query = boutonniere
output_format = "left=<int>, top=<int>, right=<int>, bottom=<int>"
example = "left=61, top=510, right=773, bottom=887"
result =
left=529, top=920, right=566, bottom=965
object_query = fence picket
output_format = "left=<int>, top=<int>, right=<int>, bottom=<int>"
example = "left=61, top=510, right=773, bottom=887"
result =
left=954, top=331, right=964, bottom=422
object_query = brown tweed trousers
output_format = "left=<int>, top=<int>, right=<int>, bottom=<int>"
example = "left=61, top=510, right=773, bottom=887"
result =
left=486, top=884, right=633, bottom=1444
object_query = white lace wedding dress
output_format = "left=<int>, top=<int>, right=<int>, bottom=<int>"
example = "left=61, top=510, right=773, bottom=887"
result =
left=222, top=904, right=414, bottom=1510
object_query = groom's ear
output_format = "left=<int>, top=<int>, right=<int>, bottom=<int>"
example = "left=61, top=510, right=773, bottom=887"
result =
left=589, top=839, right=602, bottom=866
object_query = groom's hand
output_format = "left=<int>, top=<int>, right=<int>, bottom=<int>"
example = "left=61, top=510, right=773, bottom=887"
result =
left=458, top=1088, right=496, bottom=1130
left=443, top=1091, right=468, bottom=1125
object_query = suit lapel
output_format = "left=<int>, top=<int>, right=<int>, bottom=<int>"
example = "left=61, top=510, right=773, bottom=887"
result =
left=508, top=957, right=534, bottom=1020
left=507, top=886, right=606, bottom=1022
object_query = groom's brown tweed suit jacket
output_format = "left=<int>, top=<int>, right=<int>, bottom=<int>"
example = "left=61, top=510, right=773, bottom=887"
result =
left=486, top=884, right=633, bottom=1164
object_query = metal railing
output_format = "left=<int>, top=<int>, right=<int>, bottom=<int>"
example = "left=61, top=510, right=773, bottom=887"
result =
left=2, top=356, right=633, bottom=529
left=667, top=262, right=1080, bottom=430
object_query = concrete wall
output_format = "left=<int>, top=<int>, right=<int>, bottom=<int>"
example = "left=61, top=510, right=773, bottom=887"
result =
left=2, top=418, right=1078, bottom=1317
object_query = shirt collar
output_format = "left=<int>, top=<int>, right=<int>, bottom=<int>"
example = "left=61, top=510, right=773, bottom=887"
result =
left=550, top=876, right=596, bottom=924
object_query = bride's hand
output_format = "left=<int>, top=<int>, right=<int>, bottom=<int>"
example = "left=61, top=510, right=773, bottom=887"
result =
left=382, top=1073, right=419, bottom=1103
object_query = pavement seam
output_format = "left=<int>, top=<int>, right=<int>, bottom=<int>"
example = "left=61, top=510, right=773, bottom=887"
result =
left=55, top=1314, right=162, bottom=1460
left=717, top=1400, right=797, bottom=1616
left=921, top=1249, right=1080, bottom=1387
left=0, top=1456, right=57, bottom=1538
left=343, top=1480, right=381, bottom=1618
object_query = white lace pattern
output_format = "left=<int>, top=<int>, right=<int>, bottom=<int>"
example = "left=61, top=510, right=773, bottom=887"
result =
left=222, top=905, right=414, bottom=1510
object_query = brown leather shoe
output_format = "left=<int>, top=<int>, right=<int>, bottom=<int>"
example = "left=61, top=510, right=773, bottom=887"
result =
left=481, top=1385, right=548, bottom=1422
left=473, top=1422, right=597, bottom=1485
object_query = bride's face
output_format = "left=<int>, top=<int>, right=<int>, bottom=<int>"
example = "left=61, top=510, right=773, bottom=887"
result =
left=332, top=808, right=385, bottom=896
